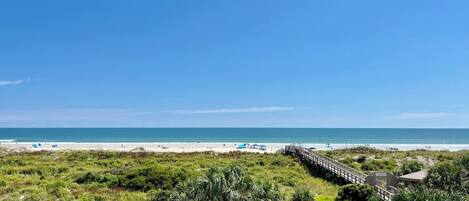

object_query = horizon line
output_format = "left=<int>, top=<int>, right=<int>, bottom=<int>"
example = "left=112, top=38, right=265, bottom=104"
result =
left=0, top=127, right=468, bottom=129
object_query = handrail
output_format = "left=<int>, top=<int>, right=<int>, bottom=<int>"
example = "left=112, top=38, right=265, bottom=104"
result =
left=286, top=145, right=364, bottom=178
left=285, top=145, right=395, bottom=201
left=375, top=185, right=394, bottom=201
left=305, top=148, right=364, bottom=177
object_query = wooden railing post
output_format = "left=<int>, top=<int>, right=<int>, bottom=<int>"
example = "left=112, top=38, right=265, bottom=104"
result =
left=284, top=145, right=395, bottom=201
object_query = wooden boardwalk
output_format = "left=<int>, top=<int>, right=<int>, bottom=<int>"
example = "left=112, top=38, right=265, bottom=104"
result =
left=285, top=145, right=395, bottom=201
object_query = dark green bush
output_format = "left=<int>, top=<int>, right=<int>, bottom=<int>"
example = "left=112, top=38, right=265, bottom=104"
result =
left=121, top=175, right=150, bottom=191
left=335, top=184, right=374, bottom=201
left=292, top=188, right=315, bottom=201
left=355, top=156, right=367, bottom=163
left=119, top=167, right=188, bottom=191
left=75, top=172, right=119, bottom=185
left=397, top=160, right=424, bottom=176
left=258, top=160, right=265, bottom=166
left=424, top=161, right=463, bottom=194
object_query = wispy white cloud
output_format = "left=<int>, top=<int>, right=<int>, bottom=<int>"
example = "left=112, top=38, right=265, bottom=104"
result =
left=0, top=80, right=24, bottom=86
left=173, top=106, right=295, bottom=114
left=0, top=108, right=158, bottom=127
left=396, top=112, right=454, bottom=119
left=0, top=108, right=149, bottom=122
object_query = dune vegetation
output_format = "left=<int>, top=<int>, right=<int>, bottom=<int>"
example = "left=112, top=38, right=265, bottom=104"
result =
left=0, top=149, right=338, bottom=201
left=322, top=147, right=469, bottom=200
left=1, top=147, right=467, bottom=201
left=321, top=147, right=469, bottom=175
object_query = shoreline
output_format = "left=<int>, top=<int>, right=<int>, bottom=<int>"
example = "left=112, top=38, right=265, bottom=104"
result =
left=1, top=142, right=469, bottom=153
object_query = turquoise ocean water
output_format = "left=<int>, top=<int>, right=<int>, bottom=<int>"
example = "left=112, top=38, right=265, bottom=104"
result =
left=1, top=128, right=469, bottom=144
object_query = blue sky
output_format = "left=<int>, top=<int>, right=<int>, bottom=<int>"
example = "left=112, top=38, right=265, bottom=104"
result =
left=1, top=0, right=469, bottom=128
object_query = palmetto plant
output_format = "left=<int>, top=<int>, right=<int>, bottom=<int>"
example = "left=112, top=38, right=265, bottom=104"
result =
left=172, top=166, right=281, bottom=201
left=392, top=186, right=466, bottom=201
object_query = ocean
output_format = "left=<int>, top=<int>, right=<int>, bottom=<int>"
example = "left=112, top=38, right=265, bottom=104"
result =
left=1, top=128, right=468, bottom=144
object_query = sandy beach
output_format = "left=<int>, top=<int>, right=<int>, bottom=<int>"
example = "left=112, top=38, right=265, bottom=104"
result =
left=1, top=142, right=468, bottom=153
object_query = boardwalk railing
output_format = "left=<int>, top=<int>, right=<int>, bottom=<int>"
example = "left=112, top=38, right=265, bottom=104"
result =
left=285, top=145, right=395, bottom=201
left=375, top=185, right=395, bottom=201
left=285, top=145, right=366, bottom=184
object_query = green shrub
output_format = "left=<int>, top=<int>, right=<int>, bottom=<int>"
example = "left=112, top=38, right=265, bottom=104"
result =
left=360, top=161, right=377, bottom=171
left=355, top=156, right=367, bottom=163
left=258, top=160, right=265, bottom=166
left=253, top=181, right=282, bottom=201
left=458, top=155, right=469, bottom=169
left=118, top=167, right=188, bottom=191
left=361, top=159, right=397, bottom=172
left=122, top=175, right=150, bottom=191
left=424, top=161, right=463, bottom=194
left=456, top=155, right=469, bottom=194
left=75, top=172, right=118, bottom=185
left=397, top=160, right=423, bottom=176
left=340, top=157, right=354, bottom=165
left=335, top=184, right=374, bottom=201
left=292, top=188, right=315, bottom=201
left=392, top=186, right=465, bottom=201
left=75, top=167, right=188, bottom=192
left=343, top=146, right=378, bottom=153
